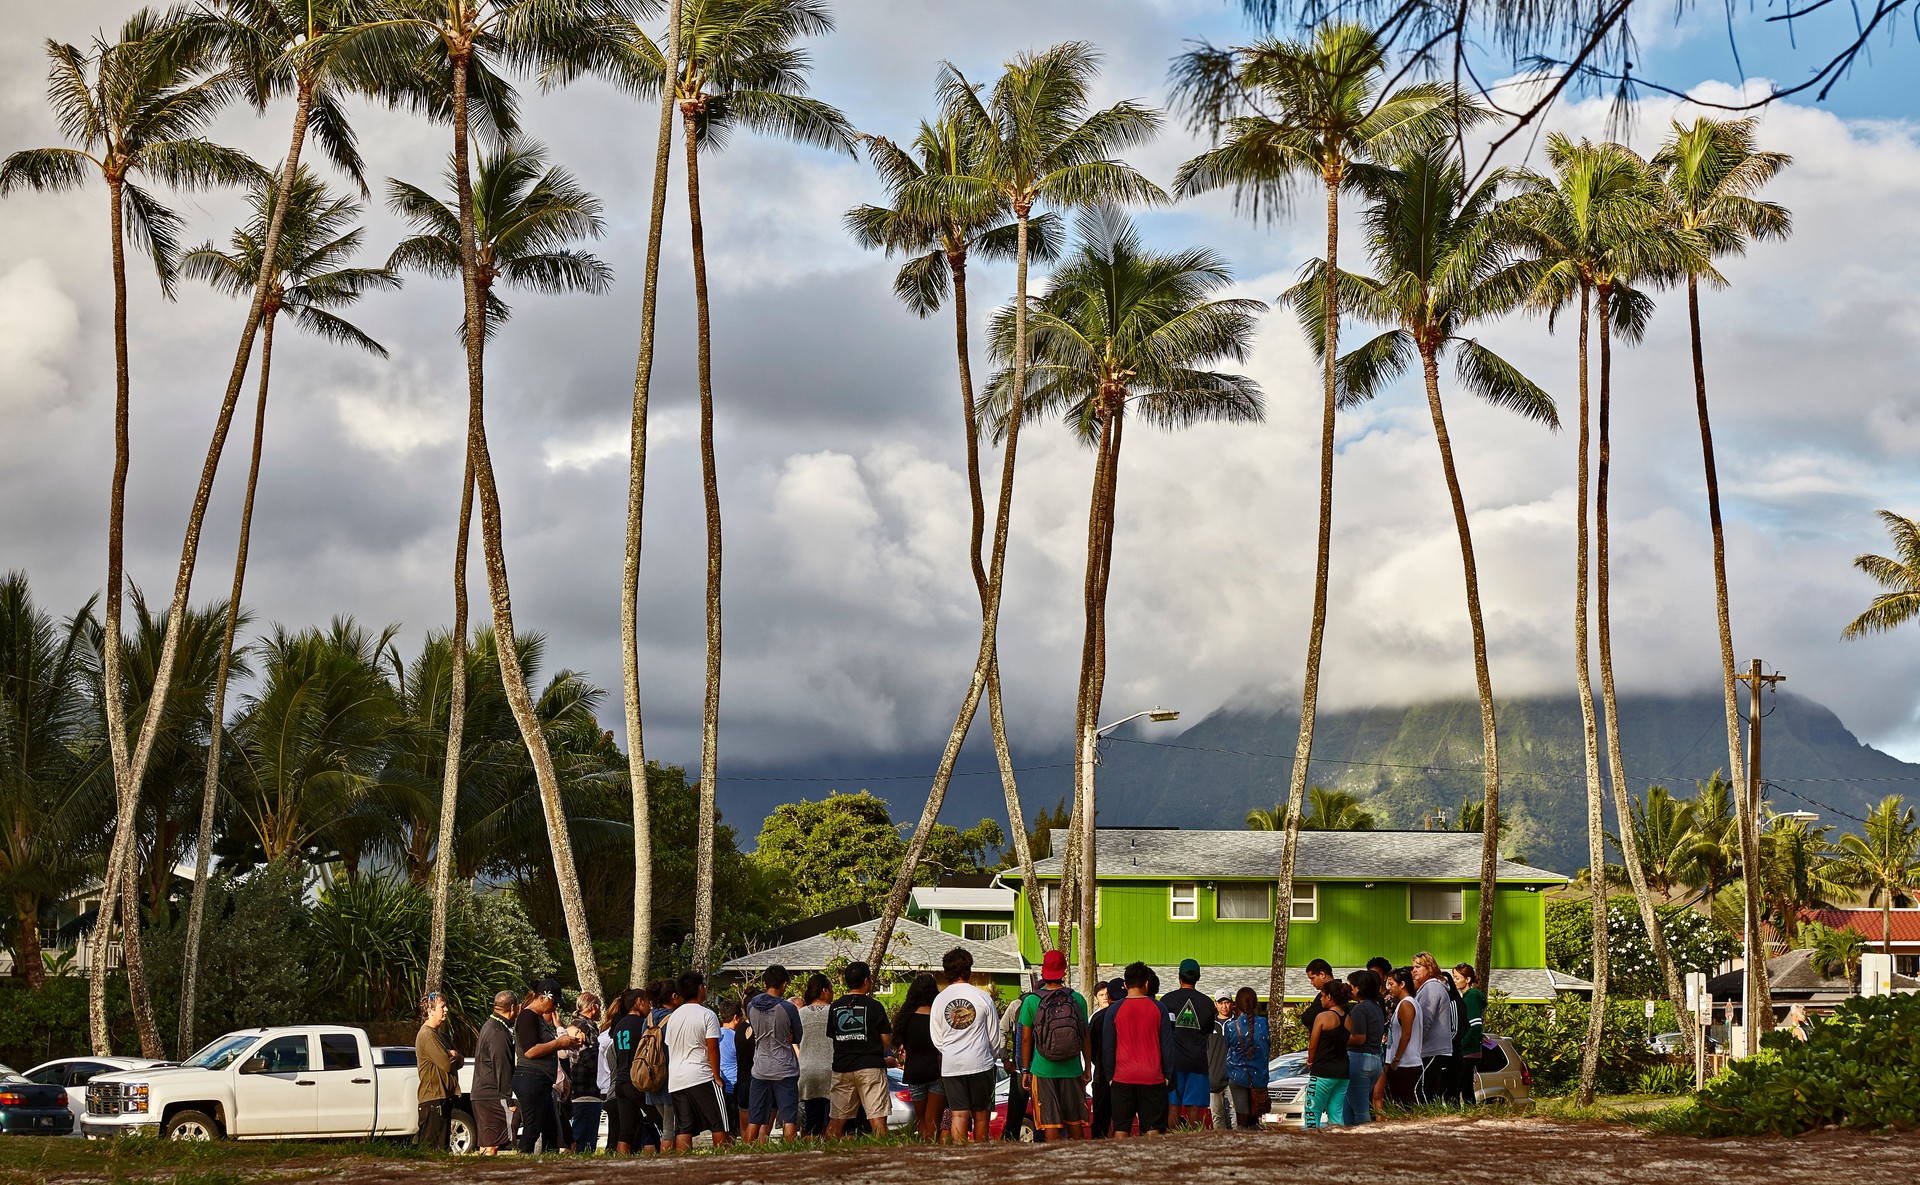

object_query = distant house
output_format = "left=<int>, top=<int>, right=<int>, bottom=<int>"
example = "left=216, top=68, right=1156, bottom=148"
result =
left=1706, top=947, right=1920, bottom=1021
left=906, top=884, right=1018, bottom=943
left=1003, top=828, right=1581, bottom=1003
left=719, top=917, right=1029, bottom=996
left=1801, top=908, right=1920, bottom=977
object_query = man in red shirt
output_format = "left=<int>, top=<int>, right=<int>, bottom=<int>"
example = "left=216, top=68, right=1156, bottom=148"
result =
left=1100, top=962, right=1173, bottom=1136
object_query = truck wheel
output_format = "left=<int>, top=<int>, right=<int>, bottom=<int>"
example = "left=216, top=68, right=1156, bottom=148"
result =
left=448, top=1108, right=476, bottom=1155
left=165, top=1110, right=222, bottom=1141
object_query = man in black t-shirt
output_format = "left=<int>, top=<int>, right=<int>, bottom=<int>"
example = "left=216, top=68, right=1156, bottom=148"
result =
left=1159, top=959, right=1218, bottom=1129
left=825, top=961, right=893, bottom=1137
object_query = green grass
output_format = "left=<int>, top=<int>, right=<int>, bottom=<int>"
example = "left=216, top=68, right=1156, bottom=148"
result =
left=0, top=1137, right=434, bottom=1184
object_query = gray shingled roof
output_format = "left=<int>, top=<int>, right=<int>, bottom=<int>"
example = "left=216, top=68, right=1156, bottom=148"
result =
left=720, top=918, right=1026, bottom=977
left=1127, top=965, right=1589, bottom=1003
left=1021, top=829, right=1565, bottom=883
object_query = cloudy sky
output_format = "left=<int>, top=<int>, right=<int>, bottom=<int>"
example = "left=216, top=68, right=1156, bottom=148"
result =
left=3, top=0, right=1917, bottom=793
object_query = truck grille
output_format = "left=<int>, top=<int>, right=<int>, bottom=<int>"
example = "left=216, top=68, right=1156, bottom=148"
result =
left=87, top=1083, right=145, bottom=1116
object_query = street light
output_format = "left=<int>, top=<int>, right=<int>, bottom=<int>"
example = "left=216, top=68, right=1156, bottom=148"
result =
left=1075, top=706, right=1180, bottom=990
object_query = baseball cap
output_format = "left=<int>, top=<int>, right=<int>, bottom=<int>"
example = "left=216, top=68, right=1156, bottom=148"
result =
left=1178, top=958, right=1202, bottom=983
left=1042, top=949, right=1068, bottom=981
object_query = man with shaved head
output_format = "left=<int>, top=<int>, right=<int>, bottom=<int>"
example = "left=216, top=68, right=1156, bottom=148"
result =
left=473, top=990, right=520, bottom=1155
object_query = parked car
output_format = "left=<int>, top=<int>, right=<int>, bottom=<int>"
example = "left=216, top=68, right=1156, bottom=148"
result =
left=1651, top=1030, right=1721, bottom=1055
left=0, top=1065, right=75, bottom=1136
left=24, top=1057, right=169, bottom=1136
left=83, top=1025, right=471, bottom=1142
left=1263, top=1035, right=1532, bottom=1127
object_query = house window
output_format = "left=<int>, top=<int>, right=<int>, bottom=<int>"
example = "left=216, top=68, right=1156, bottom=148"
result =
left=962, top=922, right=1010, bottom=942
left=1042, top=886, right=1099, bottom=925
left=1410, top=885, right=1465, bottom=922
left=1290, top=883, right=1318, bottom=922
left=1170, top=882, right=1198, bottom=920
left=1216, top=884, right=1271, bottom=921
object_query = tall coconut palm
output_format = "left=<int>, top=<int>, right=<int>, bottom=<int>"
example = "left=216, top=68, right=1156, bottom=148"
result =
left=1843, top=511, right=1920, bottom=640
left=1285, top=143, right=1557, bottom=985
left=1653, top=117, right=1791, bottom=810
left=0, top=8, right=255, bottom=1057
left=1756, top=816, right=1847, bottom=951
left=1506, top=133, right=1687, bottom=1097
left=1614, top=784, right=1697, bottom=900
left=845, top=117, right=1064, bottom=954
left=1830, top=796, right=1920, bottom=961
left=866, top=42, right=1165, bottom=975
left=174, top=166, right=395, bottom=1046
left=1249, top=787, right=1376, bottom=832
left=1169, top=23, right=1470, bottom=1020
left=1676, top=772, right=1740, bottom=905
left=986, top=207, right=1264, bottom=984
left=386, top=130, right=612, bottom=991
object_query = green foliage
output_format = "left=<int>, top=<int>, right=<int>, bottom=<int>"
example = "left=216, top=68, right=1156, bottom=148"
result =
left=1486, top=992, right=1668, bottom=1094
left=1683, top=992, right=1920, bottom=1135
left=1631, top=1060, right=1696, bottom=1095
left=749, top=791, right=1003, bottom=919
left=0, top=976, right=137, bottom=1067
left=145, top=858, right=311, bottom=1047
left=1020, top=798, right=1071, bottom=863
left=1545, top=895, right=1736, bottom=996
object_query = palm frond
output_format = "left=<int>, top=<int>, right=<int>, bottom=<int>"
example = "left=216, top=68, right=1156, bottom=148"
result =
left=1452, top=337, right=1559, bottom=428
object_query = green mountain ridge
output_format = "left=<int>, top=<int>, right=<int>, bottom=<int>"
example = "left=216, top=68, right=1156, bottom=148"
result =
left=1090, top=690, right=1920, bottom=873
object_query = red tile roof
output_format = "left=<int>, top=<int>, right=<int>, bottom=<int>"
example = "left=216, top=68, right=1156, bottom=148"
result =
left=1802, top=908, right=1920, bottom=944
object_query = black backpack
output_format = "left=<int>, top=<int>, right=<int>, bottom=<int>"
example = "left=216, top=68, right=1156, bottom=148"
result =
left=1035, top=987, right=1086, bottom=1062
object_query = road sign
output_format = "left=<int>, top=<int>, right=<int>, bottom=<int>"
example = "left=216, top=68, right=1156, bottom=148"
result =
left=1644, top=999, right=1656, bottom=1018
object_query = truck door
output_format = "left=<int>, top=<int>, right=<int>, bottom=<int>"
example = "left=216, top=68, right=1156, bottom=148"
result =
left=232, top=1034, right=318, bottom=1136
left=312, top=1033, right=377, bottom=1136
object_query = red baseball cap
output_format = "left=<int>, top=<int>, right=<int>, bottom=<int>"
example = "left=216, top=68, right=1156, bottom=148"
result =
left=1042, top=949, right=1068, bottom=981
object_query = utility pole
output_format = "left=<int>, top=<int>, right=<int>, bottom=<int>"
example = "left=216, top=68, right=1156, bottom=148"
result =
left=1733, top=659, right=1785, bottom=1056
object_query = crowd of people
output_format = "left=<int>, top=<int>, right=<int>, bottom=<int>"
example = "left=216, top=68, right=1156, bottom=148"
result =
left=411, top=946, right=1489, bottom=1153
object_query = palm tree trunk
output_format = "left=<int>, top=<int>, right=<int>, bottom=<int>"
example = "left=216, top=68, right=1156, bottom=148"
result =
left=1417, top=346, right=1500, bottom=989
left=621, top=0, right=681, bottom=989
left=97, top=81, right=320, bottom=1059
left=425, top=457, right=473, bottom=996
left=951, top=250, right=1050, bottom=955
left=682, top=107, right=724, bottom=974
left=1576, top=283, right=1608, bottom=1107
left=1594, top=290, right=1694, bottom=1057
left=1271, top=174, right=1342, bottom=1034
left=15, top=894, right=44, bottom=991
left=1072, top=409, right=1123, bottom=990
left=90, top=171, right=135, bottom=1055
left=118, top=851, right=159, bottom=1056
left=868, top=209, right=1033, bottom=969
left=452, top=47, right=601, bottom=999
left=1687, top=275, right=1746, bottom=803
left=179, top=309, right=276, bottom=1053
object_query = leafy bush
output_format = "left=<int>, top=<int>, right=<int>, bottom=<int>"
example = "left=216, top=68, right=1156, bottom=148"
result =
left=1631, top=1061, right=1694, bottom=1095
left=1486, top=992, right=1667, bottom=1094
left=145, top=858, right=312, bottom=1049
left=1681, top=992, right=1920, bottom=1135
left=0, top=977, right=138, bottom=1067
left=1546, top=895, right=1736, bottom=997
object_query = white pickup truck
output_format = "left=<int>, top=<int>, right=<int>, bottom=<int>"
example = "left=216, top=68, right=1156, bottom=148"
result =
left=81, top=1025, right=474, bottom=1143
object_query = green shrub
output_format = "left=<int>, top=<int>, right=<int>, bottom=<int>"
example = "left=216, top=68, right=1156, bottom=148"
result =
left=1681, top=992, right=1920, bottom=1136
left=144, top=858, right=312, bottom=1049
left=1631, top=1061, right=1694, bottom=1095
left=1546, top=896, right=1737, bottom=997
left=0, top=977, right=138, bottom=1067
left=1486, top=992, right=1666, bottom=1094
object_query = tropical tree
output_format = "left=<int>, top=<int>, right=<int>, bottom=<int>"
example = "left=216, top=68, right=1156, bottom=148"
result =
left=1677, top=772, right=1741, bottom=906
left=1652, top=117, right=1791, bottom=814
left=1843, top=511, right=1920, bottom=640
left=866, top=41, right=1164, bottom=977
left=845, top=116, right=1064, bottom=955
left=175, top=166, right=394, bottom=1047
left=0, top=576, right=111, bottom=990
left=1755, top=816, right=1847, bottom=951
left=1830, top=795, right=1920, bottom=961
left=1611, top=784, right=1697, bottom=900
left=1249, top=786, right=1373, bottom=831
left=386, top=129, right=611, bottom=992
left=1803, top=920, right=1866, bottom=984
left=986, top=207, right=1263, bottom=984
left=1285, top=142, right=1556, bottom=983
left=1169, top=23, right=1470, bottom=1022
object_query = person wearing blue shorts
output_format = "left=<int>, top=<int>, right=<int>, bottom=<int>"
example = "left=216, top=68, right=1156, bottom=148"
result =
left=1158, top=958, right=1219, bottom=1129
left=745, top=965, right=803, bottom=1142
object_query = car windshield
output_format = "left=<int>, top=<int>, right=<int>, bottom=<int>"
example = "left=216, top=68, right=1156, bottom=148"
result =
left=1267, top=1051, right=1308, bottom=1076
left=184, top=1033, right=259, bottom=1070
left=0, top=1065, right=22, bottom=1082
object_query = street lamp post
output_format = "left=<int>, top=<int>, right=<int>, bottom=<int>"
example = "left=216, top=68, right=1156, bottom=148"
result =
left=1076, top=708, right=1180, bottom=991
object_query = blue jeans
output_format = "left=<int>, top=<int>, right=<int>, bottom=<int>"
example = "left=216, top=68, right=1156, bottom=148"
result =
left=1345, top=1053, right=1382, bottom=1125
left=569, top=1100, right=603, bottom=1152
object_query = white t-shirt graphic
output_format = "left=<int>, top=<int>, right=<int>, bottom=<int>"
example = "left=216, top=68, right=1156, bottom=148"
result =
left=930, top=981, right=999, bottom=1076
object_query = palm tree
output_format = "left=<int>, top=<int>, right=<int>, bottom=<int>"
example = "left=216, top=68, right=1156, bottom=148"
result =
left=1247, top=787, right=1374, bottom=831
left=1843, top=511, right=1920, bottom=639
left=0, top=576, right=111, bottom=990
left=1506, top=132, right=1688, bottom=1097
left=1652, top=118, right=1791, bottom=815
left=1612, top=784, right=1697, bottom=900
left=986, top=208, right=1263, bottom=984
left=846, top=117, right=1064, bottom=955
left=866, top=42, right=1164, bottom=976
left=174, top=166, right=394, bottom=1051
left=0, top=8, right=255, bottom=1057
left=1169, top=23, right=1470, bottom=1018
left=1805, top=920, right=1866, bottom=984
left=387, top=130, right=612, bottom=992
left=1830, top=795, right=1920, bottom=961
left=1285, top=142, right=1555, bottom=985
left=1756, top=816, right=1847, bottom=952
left=1677, top=772, right=1742, bottom=907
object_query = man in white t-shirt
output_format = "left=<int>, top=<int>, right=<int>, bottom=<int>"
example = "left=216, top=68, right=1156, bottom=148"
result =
left=663, top=971, right=733, bottom=1150
left=930, top=947, right=1000, bottom=1142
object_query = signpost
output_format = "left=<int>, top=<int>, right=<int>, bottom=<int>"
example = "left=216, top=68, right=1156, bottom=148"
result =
left=1685, top=972, right=1709, bottom=1088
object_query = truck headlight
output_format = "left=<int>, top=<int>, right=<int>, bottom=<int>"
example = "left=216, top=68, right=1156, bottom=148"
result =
left=128, top=1084, right=149, bottom=1114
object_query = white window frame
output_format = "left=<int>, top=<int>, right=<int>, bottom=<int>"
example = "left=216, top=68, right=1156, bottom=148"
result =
left=961, top=921, right=1011, bottom=942
left=1170, top=882, right=1199, bottom=921
left=1290, top=882, right=1318, bottom=922
left=1042, top=885, right=1100, bottom=926
left=1409, top=885, right=1466, bottom=923
left=1214, top=882, right=1272, bottom=922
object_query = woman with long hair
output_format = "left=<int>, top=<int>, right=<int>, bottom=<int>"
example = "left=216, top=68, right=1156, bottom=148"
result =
left=1222, top=986, right=1268, bottom=1128
left=1384, top=969, right=1424, bottom=1107
left=893, top=973, right=945, bottom=1138
left=605, top=987, right=653, bottom=1153
left=797, top=973, right=834, bottom=1137
left=1303, top=981, right=1352, bottom=1128
left=1344, top=970, right=1386, bottom=1124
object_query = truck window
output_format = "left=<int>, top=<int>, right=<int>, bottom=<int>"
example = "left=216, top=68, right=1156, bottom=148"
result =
left=257, top=1035, right=311, bottom=1074
left=320, top=1034, right=362, bottom=1072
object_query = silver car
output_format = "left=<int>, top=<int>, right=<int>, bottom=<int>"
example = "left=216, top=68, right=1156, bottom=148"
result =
left=1264, top=1035, right=1532, bottom=1127
left=24, top=1057, right=169, bottom=1137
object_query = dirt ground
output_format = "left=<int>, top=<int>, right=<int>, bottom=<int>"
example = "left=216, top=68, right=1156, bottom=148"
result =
left=286, top=1118, right=1920, bottom=1185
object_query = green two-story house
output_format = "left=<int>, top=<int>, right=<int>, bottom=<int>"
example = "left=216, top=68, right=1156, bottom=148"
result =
left=1006, top=828, right=1584, bottom=1003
